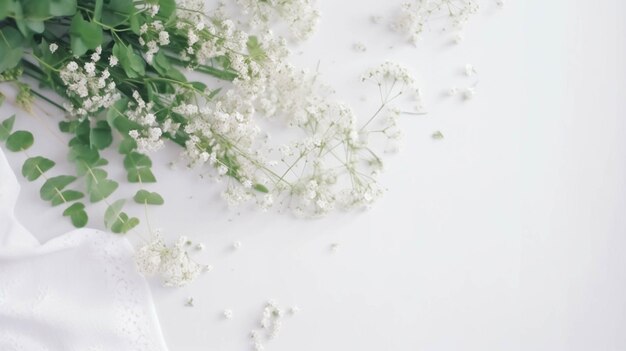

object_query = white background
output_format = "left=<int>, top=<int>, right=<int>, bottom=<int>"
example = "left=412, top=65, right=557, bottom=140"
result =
left=4, top=0, right=626, bottom=350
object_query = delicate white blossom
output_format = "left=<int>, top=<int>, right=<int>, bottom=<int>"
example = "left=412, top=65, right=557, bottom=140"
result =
left=135, top=233, right=204, bottom=287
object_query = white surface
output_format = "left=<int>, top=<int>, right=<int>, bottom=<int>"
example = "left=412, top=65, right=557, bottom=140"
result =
left=0, top=151, right=169, bottom=351
left=3, top=0, right=626, bottom=350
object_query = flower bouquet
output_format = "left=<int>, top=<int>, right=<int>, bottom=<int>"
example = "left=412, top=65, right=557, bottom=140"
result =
left=0, top=0, right=422, bottom=234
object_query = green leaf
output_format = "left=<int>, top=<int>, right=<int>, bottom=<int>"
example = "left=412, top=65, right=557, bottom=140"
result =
left=112, top=42, right=145, bottom=78
left=0, top=115, right=15, bottom=141
left=51, top=190, right=84, bottom=206
left=22, top=156, right=56, bottom=181
left=6, top=131, right=34, bottom=152
left=25, top=19, right=44, bottom=34
left=191, top=81, right=207, bottom=93
left=101, top=0, right=133, bottom=27
left=93, top=0, right=103, bottom=21
left=85, top=168, right=118, bottom=202
left=104, top=199, right=139, bottom=234
left=133, top=189, right=164, bottom=205
left=152, top=51, right=171, bottom=75
left=104, top=199, right=124, bottom=229
left=112, top=214, right=139, bottom=234
left=253, top=183, right=269, bottom=193
left=59, top=120, right=75, bottom=133
left=40, top=175, right=76, bottom=202
left=63, top=202, right=88, bottom=228
left=129, top=11, right=142, bottom=34
left=118, top=137, right=136, bottom=154
left=124, top=152, right=156, bottom=183
left=0, top=27, right=23, bottom=73
left=70, top=14, right=103, bottom=57
left=50, top=0, right=77, bottom=16
left=128, top=167, right=156, bottom=183
left=69, top=143, right=100, bottom=165
left=90, top=120, right=113, bottom=150
left=0, top=1, right=13, bottom=20
left=157, top=0, right=176, bottom=20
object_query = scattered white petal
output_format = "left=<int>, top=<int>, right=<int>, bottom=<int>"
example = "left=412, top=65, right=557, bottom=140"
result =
left=223, top=309, right=233, bottom=319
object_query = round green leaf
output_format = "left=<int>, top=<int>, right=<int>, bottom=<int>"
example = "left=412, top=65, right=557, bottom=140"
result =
left=51, top=190, right=84, bottom=206
left=6, top=131, right=34, bottom=152
left=105, top=199, right=139, bottom=234
left=0, top=27, right=23, bottom=73
left=40, top=175, right=77, bottom=202
left=70, top=14, right=103, bottom=56
left=63, top=202, right=88, bottom=228
left=86, top=168, right=118, bottom=202
left=90, top=120, right=113, bottom=150
left=133, top=190, right=164, bottom=205
left=22, top=156, right=56, bottom=181
left=0, top=115, right=16, bottom=141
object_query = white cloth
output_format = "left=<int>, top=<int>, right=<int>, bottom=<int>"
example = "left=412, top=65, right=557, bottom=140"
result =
left=0, top=149, right=169, bottom=351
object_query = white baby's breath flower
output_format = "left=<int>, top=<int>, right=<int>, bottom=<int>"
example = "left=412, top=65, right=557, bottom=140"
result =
left=135, top=232, right=204, bottom=287
left=49, top=43, right=58, bottom=53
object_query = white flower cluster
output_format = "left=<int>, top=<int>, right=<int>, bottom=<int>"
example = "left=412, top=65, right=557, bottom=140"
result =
left=135, top=233, right=206, bottom=287
left=392, top=0, right=480, bottom=45
left=138, top=19, right=170, bottom=63
left=236, top=0, right=320, bottom=41
left=186, top=57, right=421, bottom=216
left=127, top=91, right=179, bottom=153
left=174, top=1, right=251, bottom=77
left=250, top=300, right=290, bottom=351
left=59, top=46, right=120, bottom=118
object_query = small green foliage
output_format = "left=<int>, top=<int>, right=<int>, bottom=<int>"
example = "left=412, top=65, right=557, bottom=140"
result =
left=0, top=115, right=16, bottom=141
left=63, top=202, right=88, bottom=228
left=101, top=0, right=134, bottom=27
left=69, top=13, right=103, bottom=57
left=90, top=120, right=113, bottom=150
left=22, top=156, right=56, bottom=181
left=118, top=137, right=137, bottom=154
left=431, top=131, right=444, bottom=140
left=124, top=152, right=156, bottom=183
left=253, top=183, right=269, bottom=193
left=106, top=98, right=142, bottom=134
left=51, top=189, right=83, bottom=206
left=6, top=131, right=34, bottom=152
left=40, top=175, right=77, bottom=202
left=49, top=0, right=78, bottom=16
left=104, top=199, right=139, bottom=234
left=134, top=190, right=164, bottom=205
left=113, top=42, right=145, bottom=79
left=0, top=27, right=23, bottom=74
left=85, top=168, right=119, bottom=202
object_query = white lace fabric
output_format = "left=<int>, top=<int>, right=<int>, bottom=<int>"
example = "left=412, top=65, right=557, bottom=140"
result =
left=0, top=149, right=169, bottom=351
